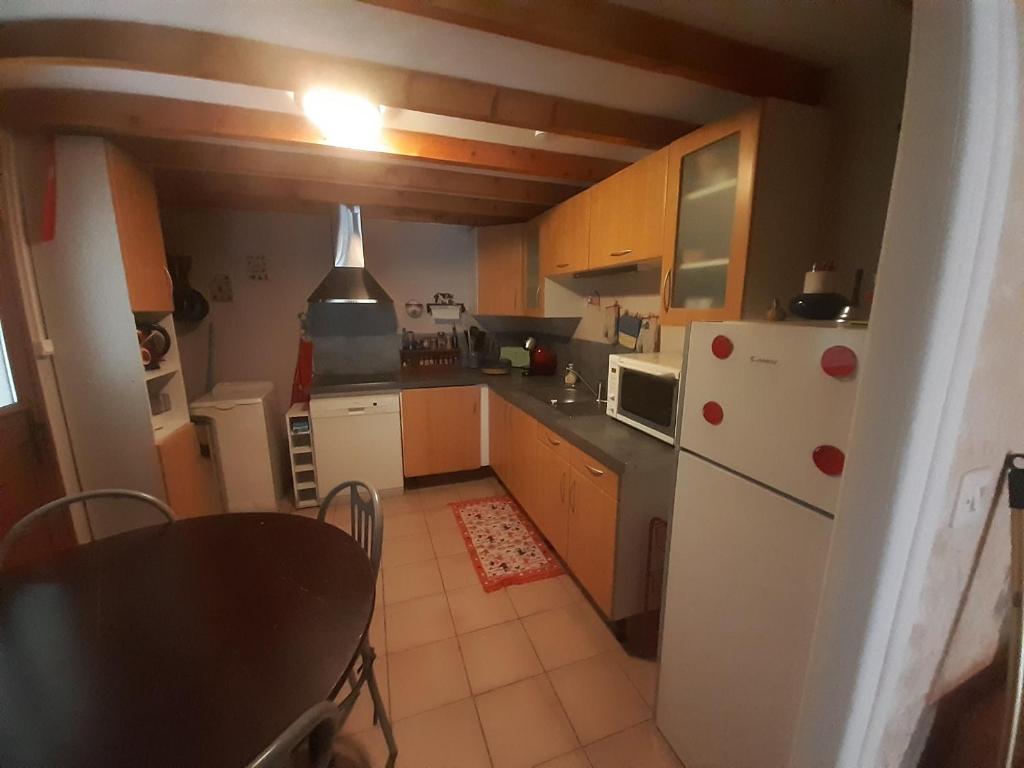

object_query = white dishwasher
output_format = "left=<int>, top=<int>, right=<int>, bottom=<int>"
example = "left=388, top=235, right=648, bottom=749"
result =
left=310, top=392, right=404, bottom=495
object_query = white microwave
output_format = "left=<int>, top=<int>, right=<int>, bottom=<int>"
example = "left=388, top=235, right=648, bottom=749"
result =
left=606, top=352, right=684, bottom=445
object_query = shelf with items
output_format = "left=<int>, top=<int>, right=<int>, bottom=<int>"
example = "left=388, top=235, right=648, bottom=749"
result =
left=677, top=257, right=730, bottom=271
left=138, top=311, right=191, bottom=442
left=286, top=403, right=319, bottom=509
left=681, top=177, right=738, bottom=202
left=144, top=363, right=179, bottom=383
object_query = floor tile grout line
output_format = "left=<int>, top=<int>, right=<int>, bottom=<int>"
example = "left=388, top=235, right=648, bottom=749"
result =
left=440, top=521, right=496, bottom=768
left=609, top=648, right=660, bottom=713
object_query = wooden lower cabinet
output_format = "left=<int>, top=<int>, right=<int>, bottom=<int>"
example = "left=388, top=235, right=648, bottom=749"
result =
left=533, top=441, right=571, bottom=554
left=506, top=405, right=537, bottom=511
left=156, top=423, right=221, bottom=518
left=401, top=386, right=481, bottom=477
left=567, top=468, right=618, bottom=616
left=488, top=393, right=620, bottom=617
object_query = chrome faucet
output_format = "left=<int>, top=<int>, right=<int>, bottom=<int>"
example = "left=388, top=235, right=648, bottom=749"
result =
left=565, top=363, right=605, bottom=403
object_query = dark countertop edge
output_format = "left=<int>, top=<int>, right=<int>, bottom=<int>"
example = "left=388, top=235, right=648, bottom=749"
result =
left=307, top=368, right=675, bottom=475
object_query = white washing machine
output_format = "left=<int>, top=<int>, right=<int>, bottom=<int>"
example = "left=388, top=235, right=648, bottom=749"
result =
left=190, top=382, right=284, bottom=513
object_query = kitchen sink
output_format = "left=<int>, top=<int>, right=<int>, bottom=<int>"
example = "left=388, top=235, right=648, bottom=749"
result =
left=548, top=399, right=605, bottom=418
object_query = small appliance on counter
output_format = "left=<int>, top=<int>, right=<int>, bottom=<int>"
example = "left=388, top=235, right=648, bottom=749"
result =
left=523, top=336, right=557, bottom=376
left=606, top=352, right=684, bottom=444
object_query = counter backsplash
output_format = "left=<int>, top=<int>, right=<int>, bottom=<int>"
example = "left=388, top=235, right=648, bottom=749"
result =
left=488, top=332, right=629, bottom=389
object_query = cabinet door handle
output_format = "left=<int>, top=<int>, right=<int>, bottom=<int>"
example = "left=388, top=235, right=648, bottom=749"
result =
left=555, top=262, right=570, bottom=269
left=559, top=472, right=566, bottom=503
left=610, top=249, right=633, bottom=258
left=546, top=435, right=561, bottom=446
left=164, top=267, right=174, bottom=296
left=585, top=465, right=605, bottom=477
left=536, top=285, right=542, bottom=301
left=661, top=269, right=672, bottom=312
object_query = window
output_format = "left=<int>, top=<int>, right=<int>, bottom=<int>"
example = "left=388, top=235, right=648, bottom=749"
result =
left=0, top=320, right=17, bottom=408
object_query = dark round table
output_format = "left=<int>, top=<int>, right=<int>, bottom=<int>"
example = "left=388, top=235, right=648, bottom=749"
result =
left=0, top=513, right=374, bottom=768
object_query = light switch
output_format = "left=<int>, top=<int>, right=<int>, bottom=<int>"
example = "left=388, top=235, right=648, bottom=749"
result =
left=950, top=466, right=997, bottom=528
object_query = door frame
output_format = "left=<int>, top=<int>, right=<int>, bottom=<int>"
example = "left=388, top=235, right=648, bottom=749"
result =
left=792, top=3, right=1019, bottom=766
left=0, top=130, right=89, bottom=542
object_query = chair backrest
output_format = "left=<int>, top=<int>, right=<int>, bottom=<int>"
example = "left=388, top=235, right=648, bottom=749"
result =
left=247, top=700, right=341, bottom=768
left=0, top=489, right=176, bottom=568
left=317, top=481, right=383, bottom=580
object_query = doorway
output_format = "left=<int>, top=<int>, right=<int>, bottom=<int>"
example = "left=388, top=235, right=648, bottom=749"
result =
left=0, top=145, right=71, bottom=566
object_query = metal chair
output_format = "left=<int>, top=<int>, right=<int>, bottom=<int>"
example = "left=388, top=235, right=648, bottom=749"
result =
left=317, top=481, right=397, bottom=768
left=0, top=489, right=176, bottom=567
left=247, top=700, right=341, bottom=768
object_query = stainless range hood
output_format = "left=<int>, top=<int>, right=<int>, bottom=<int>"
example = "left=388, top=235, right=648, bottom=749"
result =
left=308, top=205, right=393, bottom=304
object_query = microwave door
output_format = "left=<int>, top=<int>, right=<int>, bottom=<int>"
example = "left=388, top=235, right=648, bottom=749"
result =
left=619, top=369, right=677, bottom=437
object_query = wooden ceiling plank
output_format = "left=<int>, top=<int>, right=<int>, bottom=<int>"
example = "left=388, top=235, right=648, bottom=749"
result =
left=0, top=18, right=696, bottom=147
left=357, top=0, right=825, bottom=105
left=0, top=89, right=627, bottom=183
left=152, top=168, right=544, bottom=220
left=114, top=135, right=580, bottom=206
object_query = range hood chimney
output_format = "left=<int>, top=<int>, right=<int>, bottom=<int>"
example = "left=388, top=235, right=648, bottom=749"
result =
left=308, top=205, right=393, bottom=304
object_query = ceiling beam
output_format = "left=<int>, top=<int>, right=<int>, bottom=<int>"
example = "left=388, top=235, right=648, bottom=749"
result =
left=114, top=136, right=580, bottom=206
left=0, top=18, right=696, bottom=147
left=152, top=168, right=544, bottom=222
left=359, top=0, right=825, bottom=104
left=160, top=191, right=516, bottom=227
left=0, top=89, right=627, bottom=184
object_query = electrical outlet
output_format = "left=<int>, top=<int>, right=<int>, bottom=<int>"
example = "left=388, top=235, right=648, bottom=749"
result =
left=950, top=467, right=997, bottom=528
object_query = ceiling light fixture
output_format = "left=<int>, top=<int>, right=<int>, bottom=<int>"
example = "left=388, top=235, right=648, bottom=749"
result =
left=301, top=87, right=384, bottom=151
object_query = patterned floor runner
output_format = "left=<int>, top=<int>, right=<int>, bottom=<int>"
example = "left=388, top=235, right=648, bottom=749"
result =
left=450, top=495, right=563, bottom=592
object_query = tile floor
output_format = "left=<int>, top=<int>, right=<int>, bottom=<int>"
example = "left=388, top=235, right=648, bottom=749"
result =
left=308, top=476, right=681, bottom=768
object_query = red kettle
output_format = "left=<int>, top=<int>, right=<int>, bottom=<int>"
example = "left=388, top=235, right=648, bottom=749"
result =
left=524, top=337, right=557, bottom=376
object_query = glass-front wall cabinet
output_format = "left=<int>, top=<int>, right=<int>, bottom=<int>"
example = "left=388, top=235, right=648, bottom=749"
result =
left=661, top=108, right=760, bottom=325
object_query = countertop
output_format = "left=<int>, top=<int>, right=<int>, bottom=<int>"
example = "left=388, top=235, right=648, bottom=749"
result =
left=398, top=367, right=676, bottom=473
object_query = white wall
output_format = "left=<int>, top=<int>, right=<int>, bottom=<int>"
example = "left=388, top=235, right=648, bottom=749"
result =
left=793, top=4, right=1020, bottom=766
left=815, top=24, right=912, bottom=295
left=565, top=269, right=662, bottom=345
left=160, top=208, right=477, bottom=426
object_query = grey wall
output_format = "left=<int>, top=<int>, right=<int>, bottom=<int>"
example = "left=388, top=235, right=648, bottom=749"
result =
left=160, top=208, right=478, bottom=424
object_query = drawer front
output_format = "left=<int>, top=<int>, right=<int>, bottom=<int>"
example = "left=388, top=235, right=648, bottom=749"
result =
left=570, top=445, right=619, bottom=499
left=536, top=421, right=573, bottom=462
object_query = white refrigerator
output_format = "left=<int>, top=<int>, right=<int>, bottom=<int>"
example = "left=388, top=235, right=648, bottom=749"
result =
left=657, top=321, right=866, bottom=768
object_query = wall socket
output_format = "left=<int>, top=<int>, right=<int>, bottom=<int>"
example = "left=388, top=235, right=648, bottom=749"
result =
left=950, top=466, right=997, bottom=528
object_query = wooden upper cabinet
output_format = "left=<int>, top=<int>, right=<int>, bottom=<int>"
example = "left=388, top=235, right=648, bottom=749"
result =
left=540, top=189, right=590, bottom=276
left=105, top=145, right=173, bottom=313
left=477, top=223, right=524, bottom=316
left=660, top=105, right=762, bottom=326
left=588, top=148, right=669, bottom=271
left=401, top=386, right=482, bottom=477
left=522, top=219, right=543, bottom=317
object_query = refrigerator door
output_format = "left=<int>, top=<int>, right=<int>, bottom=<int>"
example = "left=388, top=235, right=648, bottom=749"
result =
left=657, top=451, right=831, bottom=768
left=680, top=321, right=865, bottom=515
